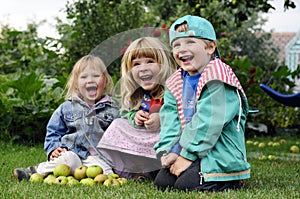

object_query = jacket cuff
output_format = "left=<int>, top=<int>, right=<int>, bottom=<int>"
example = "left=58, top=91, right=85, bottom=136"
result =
left=180, top=148, right=197, bottom=161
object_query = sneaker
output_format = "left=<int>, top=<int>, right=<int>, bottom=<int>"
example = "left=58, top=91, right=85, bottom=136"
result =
left=13, top=166, right=37, bottom=181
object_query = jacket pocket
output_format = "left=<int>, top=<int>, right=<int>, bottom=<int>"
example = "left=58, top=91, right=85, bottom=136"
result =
left=64, top=111, right=83, bottom=122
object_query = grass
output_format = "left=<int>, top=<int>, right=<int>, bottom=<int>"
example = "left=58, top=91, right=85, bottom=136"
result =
left=0, top=135, right=299, bottom=199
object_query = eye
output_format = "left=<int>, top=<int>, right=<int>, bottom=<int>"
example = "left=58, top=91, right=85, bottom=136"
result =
left=187, top=40, right=195, bottom=44
left=172, top=43, right=180, bottom=48
left=147, top=59, right=155, bottom=64
left=133, top=62, right=140, bottom=67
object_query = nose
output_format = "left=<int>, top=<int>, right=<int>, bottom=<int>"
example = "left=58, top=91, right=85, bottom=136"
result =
left=86, top=75, right=94, bottom=83
left=136, top=63, right=149, bottom=73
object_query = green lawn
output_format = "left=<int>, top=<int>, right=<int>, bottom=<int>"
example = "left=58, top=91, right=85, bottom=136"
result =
left=0, top=135, right=299, bottom=199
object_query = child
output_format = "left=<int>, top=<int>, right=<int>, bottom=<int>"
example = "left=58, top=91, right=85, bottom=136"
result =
left=97, top=37, right=176, bottom=179
left=14, top=55, right=119, bottom=181
left=153, top=15, right=251, bottom=192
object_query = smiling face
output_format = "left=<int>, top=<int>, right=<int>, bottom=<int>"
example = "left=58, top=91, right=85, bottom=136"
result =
left=172, top=37, right=216, bottom=76
left=130, top=57, right=161, bottom=92
left=77, top=65, right=106, bottom=106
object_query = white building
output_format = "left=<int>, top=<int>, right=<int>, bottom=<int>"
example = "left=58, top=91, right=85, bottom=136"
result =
left=271, top=31, right=300, bottom=93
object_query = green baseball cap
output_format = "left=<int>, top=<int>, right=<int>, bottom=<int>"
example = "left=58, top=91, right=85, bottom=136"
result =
left=169, top=15, right=220, bottom=58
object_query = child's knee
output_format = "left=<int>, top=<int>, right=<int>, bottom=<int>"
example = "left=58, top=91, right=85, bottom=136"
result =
left=59, top=151, right=82, bottom=172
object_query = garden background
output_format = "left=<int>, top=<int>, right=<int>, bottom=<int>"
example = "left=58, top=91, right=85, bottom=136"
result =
left=1, top=0, right=300, bottom=143
left=0, top=1, right=299, bottom=198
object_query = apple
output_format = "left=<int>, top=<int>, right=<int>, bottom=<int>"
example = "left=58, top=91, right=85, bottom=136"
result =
left=117, top=177, right=128, bottom=185
left=94, top=174, right=108, bottom=184
left=258, top=155, right=267, bottom=160
left=29, top=173, right=44, bottom=183
left=44, top=174, right=56, bottom=184
left=253, top=141, right=259, bottom=146
left=55, top=176, right=68, bottom=185
left=53, top=164, right=72, bottom=177
left=86, top=165, right=103, bottom=178
left=74, top=165, right=88, bottom=180
left=268, top=155, right=277, bottom=161
left=108, top=173, right=119, bottom=179
left=103, top=178, right=120, bottom=186
left=258, top=142, right=265, bottom=148
left=80, top=178, right=96, bottom=186
left=67, top=176, right=80, bottom=185
left=290, top=145, right=299, bottom=153
left=246, top=140, right=253, bottom=145
left=267, top=141, right=273, bottom=146
left=272, top=142, right=280, bottom=147
left=279, top=139, right=286, bottom=144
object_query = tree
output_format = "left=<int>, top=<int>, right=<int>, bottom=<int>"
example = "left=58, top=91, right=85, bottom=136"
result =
left=0, top=0, right=298, bottom=143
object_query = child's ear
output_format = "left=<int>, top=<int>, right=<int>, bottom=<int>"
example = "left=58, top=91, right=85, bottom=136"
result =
left=207, top=41, right=217, bottom=55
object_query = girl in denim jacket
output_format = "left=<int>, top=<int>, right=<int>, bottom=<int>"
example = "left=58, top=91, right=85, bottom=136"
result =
left=14, top=55, right=119, bottom=181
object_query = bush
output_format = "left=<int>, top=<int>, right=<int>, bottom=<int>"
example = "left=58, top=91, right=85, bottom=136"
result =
left=0, top=71, right=66, bottom=144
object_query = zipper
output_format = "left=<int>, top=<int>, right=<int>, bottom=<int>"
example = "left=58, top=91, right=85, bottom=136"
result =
left=199, top=172, right=203, bottom=185
left=199, top=160, right=203, bottom=185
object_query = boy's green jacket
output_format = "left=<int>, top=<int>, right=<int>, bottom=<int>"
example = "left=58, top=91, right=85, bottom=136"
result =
left=154, top=58, right=251, bottom=182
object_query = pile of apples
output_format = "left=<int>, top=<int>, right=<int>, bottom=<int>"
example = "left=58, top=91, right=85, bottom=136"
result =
left=29, top=164, right=127, bottom=186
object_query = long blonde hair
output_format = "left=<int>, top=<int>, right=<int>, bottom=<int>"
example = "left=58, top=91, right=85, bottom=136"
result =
left=65, top=55, right=114, bottom=101
left=121, top=37, right=176, bottom=111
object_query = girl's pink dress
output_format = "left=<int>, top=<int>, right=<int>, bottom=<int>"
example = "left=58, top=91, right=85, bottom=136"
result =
left=97, top=118, right=161, bottom=174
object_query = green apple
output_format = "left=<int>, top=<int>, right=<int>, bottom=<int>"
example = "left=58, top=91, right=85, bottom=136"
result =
left=258, top=142, right=266, bottom=148
left=268, top=155, right=276, bottom=161
left=108, top=173, right=119, bottom=179
left=67, top=176, right=80, bottom=185
left=253, top=141, right=259, bottom=146
left=258, top=155, right=267, bottom=161
left=103, top=178, right=120, bottom=186
left=117, top=177, right=128, bottom=185
left=267, top=141, right=273, bottom=146
left=94, top=174, right=108, bottom=184
left=44, top=174, right=56, bottom=184
left=29, top=173, right=44, bottom=183
left=53, top=164, right=72, bottom=177
left=272, top=142, right=280, bottom=147
left=74, top=165, right=88, bottom=180
left=290, top=145, right=299, bottom=153
left=55, top=176, right=68, bottom=185
left=246, top=140, right=253, bottom=145
left=86, top=165, right=103, bottom=178
left=80, top=178, right=96, bottom=186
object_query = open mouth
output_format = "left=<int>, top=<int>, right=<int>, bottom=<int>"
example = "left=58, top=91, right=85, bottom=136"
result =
left=86, top=86, right=97, bottom=96
left=140, top=75, right=153, bottom=81
left=179, top=55, right=193, bottom=62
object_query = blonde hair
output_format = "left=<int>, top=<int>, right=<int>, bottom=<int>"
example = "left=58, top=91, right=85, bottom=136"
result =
left=121, top=37, right=176, bottom=111
left=65, top=55, right=114, bottom=101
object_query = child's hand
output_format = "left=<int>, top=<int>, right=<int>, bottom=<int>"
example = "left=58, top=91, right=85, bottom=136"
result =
left=170, top=156, right=192, bottom=177
left=144, top=112, right=160, bottom=130
left=161, top=153, right=179, bottom=168
left=134, top=110, right=150, bottom=126
left=50, top=147, right=67, bottom=160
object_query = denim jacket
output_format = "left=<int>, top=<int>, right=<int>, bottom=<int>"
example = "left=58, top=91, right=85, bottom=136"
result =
left=44, top=95, right=119, bottom=161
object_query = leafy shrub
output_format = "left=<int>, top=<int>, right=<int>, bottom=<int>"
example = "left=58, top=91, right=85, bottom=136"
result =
left=224, top=55, right=300, bottom=135
left=0, top=71, right=66, bottom=144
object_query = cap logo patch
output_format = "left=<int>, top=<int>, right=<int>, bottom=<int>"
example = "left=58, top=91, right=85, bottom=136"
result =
left=188, top=30, right=195, bottom=36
